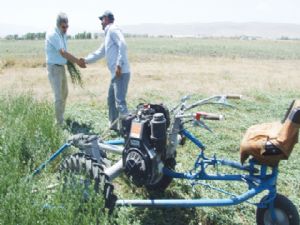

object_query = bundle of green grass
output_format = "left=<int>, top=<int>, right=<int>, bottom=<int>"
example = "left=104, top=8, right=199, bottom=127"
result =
left=67, top=61, right=83, bottom=87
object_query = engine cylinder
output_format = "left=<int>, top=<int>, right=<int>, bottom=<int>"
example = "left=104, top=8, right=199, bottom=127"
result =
left=150, top=113, right=167, bottom=152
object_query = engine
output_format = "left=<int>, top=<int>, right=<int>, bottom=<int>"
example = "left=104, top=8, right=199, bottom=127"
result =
left=121, top=104, right=170, bottom=187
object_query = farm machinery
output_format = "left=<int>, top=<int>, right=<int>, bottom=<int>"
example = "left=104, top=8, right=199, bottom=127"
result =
left=33, top=95, right=300, bottom=225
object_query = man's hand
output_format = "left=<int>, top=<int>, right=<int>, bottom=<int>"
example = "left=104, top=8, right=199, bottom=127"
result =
left=115, top=65, right=122, bottom=77
left=77, top=58, right=86, bottom=68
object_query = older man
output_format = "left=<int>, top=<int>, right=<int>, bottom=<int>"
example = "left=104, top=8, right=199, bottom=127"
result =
left=83, top=11, right=130, bottom=131
left=45, top=12, right=85, bottom=125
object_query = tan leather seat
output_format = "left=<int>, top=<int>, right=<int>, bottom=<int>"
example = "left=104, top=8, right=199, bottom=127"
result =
left=240, top=100, right=300, bottom=166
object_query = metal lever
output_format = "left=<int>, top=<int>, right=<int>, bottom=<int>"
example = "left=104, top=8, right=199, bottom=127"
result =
left=181, top=95, right=191, bottom=102
left=216, top=96, right=235, bottom=108
left=193, top=120, right=213, bottom=133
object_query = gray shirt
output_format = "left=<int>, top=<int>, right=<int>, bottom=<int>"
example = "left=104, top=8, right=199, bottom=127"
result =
left=85, top=24, right=130, bottom=77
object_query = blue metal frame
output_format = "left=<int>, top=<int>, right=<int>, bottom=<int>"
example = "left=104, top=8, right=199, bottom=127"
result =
left=159, top=128, right=278, bottom=208
left=32, top=128, right=278, bottom=217
left=32, top=143, right=71, bottom=176
left=32, top=138, right=125, bottom=177
left=117, top=128, right=278, bottom=209
left=104, top=139, right=124, bottom=145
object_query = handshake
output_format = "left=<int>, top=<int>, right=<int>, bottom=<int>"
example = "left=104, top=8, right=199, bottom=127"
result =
left=76, top=58, right=87, bottom=68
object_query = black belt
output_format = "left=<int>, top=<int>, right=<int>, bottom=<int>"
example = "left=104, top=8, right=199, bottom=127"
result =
left=54, top=64, right=64, bottom=67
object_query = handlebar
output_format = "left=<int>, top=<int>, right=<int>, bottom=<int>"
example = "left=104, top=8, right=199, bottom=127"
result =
left=184, top=94, right=242, bottom=111
left=201, top=113, right=224, bottom=121
left=176, top=112, right=224, bottom=121
left=171, top=94, right=242, bottom=116
left=225, top=94, right=242, bottom=100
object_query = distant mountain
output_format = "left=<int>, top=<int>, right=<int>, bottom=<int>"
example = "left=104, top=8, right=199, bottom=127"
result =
left=1, top=22, right=300, bottom=39
left=121, top=22, right=300, bottom=39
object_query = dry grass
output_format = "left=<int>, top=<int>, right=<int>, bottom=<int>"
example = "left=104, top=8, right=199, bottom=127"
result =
left=1, top=55, right=299, bottom=105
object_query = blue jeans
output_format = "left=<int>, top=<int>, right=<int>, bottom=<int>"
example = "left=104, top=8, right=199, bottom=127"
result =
left=108, top=73, right=130, bottom=129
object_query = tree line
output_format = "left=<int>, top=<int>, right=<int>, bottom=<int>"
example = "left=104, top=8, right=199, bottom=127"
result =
left=5, top=32, right=46, bottom=40
left=4, top=32, right=97, bottom=40
left=3, top=32, right=152, bottom=40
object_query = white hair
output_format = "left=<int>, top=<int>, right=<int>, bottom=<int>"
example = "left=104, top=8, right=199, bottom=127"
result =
left=56, top=12, right=68, bottom=27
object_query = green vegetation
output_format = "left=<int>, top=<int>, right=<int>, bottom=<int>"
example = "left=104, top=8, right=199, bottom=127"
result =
left=67, top=61, right=83, bottom=87
left=0, top=91, right=299, bottom=225
left=1, top=38, right=300, bottom=69
left=128, top=38, right=300, bottom=60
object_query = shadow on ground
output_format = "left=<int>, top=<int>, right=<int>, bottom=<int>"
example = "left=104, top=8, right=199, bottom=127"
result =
left=65, top=118, right=94, bottom=135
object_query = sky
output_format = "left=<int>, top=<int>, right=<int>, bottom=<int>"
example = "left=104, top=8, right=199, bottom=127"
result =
left=0, top=0, right=300, bottom=35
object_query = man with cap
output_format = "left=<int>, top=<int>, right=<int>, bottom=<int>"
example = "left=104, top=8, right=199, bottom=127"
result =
left=82, top=11, right=130, bottom=131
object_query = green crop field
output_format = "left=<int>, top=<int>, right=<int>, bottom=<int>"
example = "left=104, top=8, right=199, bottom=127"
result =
left=1, top=38, right=300, bottom=57
left=0, top=37, right=300, bottom=225
left=1, top=38, right=300, bottom=68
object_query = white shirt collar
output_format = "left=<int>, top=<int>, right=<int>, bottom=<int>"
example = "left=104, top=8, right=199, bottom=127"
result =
left=55, top=27, right=66, bottom=37
left=104, top=23, right=114, bottom=35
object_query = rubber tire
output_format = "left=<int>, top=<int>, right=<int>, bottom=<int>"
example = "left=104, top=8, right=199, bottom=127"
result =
left=146, top=158, right=175, bottom=192
left=146, top=173, right=173, bottom=193
left=256, top=193, right=299, bottom=225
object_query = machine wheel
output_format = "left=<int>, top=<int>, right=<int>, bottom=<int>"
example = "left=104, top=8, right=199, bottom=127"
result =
left=146, top=158, right=176, bottom=192
left=59, top=152, right=117, bottom=211
left=256, top=193, right=299, bottom=225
